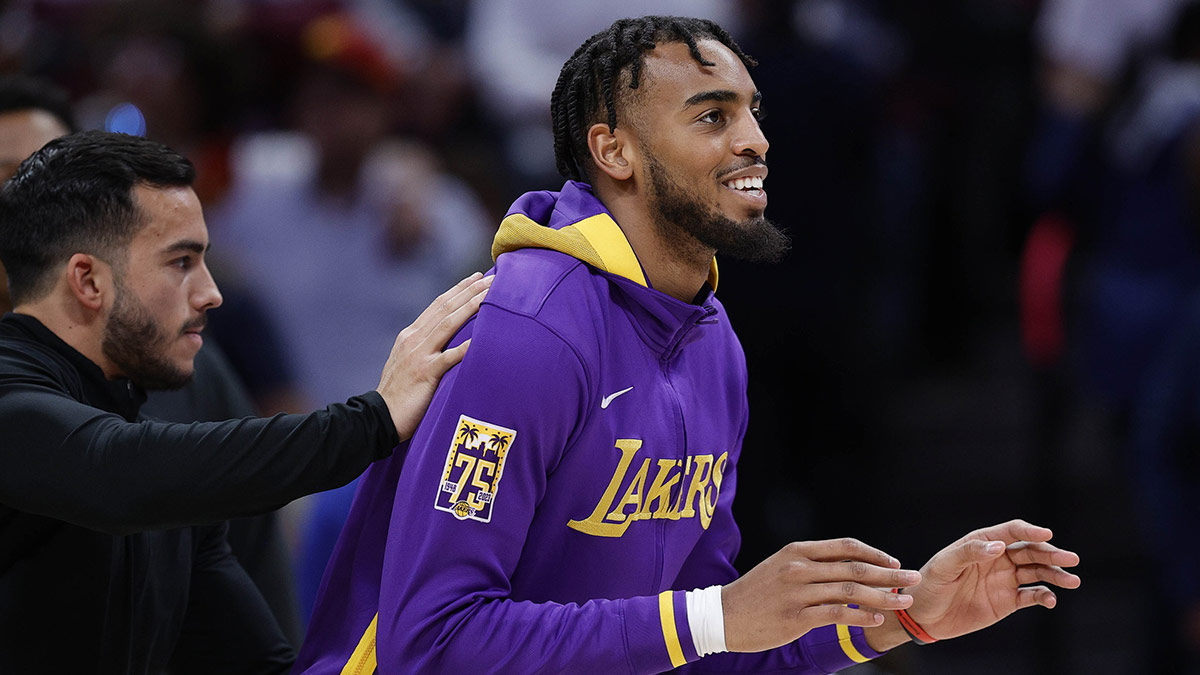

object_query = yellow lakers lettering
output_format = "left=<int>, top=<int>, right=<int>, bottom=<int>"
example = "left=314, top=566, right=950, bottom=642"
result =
left=567, top=439, right=728, bottom=537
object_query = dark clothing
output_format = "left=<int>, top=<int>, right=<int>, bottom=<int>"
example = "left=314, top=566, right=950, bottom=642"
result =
left=142, top=342, right=305, bottom=649
left=143, top=338, right=257, bottom=422
left=203, top=277, right=299, bottom=407
left=0, top=312, right=399, bottom=673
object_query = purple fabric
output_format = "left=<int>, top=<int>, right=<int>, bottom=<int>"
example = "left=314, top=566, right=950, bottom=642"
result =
left=295, top=182, right=874, bottom=673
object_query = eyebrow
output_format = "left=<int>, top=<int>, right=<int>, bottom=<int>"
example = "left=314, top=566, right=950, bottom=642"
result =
left=162, top=240, right=210, bottom=255
left=682, top=90, right=762, bottom=109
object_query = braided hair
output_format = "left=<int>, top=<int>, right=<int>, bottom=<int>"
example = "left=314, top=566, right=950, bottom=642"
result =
left=550, top=15, right=756, bottom=182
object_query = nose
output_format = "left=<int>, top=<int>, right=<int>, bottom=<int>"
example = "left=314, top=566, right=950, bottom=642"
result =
left=192, top=261, right=223, bottom=311
left=733, top=111, right=769, bottom=159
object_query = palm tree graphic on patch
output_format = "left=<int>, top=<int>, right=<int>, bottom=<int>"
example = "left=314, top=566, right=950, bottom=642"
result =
left=436, top=414, right=517, bottom=522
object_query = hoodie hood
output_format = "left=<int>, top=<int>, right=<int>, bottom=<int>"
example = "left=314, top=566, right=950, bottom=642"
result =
left=491, top=180, right=718, bottom=291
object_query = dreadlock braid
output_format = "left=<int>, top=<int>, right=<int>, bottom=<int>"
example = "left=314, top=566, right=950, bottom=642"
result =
left=550, top=15, right=756, bottom=182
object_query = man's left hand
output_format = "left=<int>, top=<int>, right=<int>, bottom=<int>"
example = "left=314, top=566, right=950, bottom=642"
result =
left=864, top=519, right=1080, bottom=651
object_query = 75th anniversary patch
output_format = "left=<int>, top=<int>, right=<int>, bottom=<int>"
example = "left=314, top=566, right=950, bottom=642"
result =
left=435, top=414, right=516, bottom=523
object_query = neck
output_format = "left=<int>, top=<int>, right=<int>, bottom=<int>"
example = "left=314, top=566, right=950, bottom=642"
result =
left=15, top=295, right=117, bottom=378
left=597, top=182, right=712, bottom=303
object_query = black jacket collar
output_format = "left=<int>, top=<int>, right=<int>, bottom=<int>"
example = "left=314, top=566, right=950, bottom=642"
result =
left=0, top=312, right=146, bottom=420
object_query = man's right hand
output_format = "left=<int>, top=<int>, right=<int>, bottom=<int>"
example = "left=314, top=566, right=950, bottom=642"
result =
left=377, top=272, right=492, bottom=440
left=722, top=538, right=921, bottom=652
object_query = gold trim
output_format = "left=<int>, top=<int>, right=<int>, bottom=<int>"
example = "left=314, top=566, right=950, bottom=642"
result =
left=658, top=590, right=687, bottom=668
left=835, top=623, right=871, bottom=663
left=340, top=613, right=379, bottom=675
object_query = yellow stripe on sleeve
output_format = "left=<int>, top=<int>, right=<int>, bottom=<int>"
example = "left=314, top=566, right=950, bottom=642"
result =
left=835, top=623, right=871, bottom=663
left=340, top=613, right=379, bottom=675
left=658, top=590, right=687, bottom=668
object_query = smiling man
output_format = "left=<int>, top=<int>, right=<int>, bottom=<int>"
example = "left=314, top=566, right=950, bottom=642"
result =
left=0, top=131, right=489, bottom=673
left=297, top=16, right=1080, bottom=674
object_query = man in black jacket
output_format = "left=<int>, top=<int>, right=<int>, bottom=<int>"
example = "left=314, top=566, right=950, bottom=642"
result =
left=0, top=72, right=307, bottom=650
left=0, top=130, right=489, bottom=672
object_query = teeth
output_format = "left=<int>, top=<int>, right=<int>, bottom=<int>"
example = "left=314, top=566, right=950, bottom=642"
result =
left=723, top=176, right=765, bottom=191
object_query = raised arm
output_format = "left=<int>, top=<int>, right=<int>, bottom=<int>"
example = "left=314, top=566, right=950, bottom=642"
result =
left=0, top=273, right=490, bottom=533
left=0, top=386, right=397, bottom=533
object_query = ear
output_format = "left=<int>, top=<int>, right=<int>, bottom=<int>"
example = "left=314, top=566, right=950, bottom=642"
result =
left=585, top=122, right=636, bottom=182
left=65, top=253, right=111, bottom=312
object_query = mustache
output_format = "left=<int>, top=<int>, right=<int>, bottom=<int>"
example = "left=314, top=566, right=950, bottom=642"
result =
left=181, top=315, right=207, bottom=334
left=716, top=156, right=767, bottom=180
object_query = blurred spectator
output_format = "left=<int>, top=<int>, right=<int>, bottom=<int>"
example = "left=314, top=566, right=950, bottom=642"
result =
left=214, top=72, right=490, bottom=408
left=1022, top=2, right=1200, bottom=669
left=210, top=15, right=492, bottom=619
left=1027, top=0, right=1186, bottom=211
left=1124, top=2, right=1200, bottom=672
left=1069, top=0, right=1200, bottom=413
left=1022, top=0, right=1186, bottom=382
left=0, top=74, right=72, bottom=312
left=1132, top=290, right=1200, bottom=674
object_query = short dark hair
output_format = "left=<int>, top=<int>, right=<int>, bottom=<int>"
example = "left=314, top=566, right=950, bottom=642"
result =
left=0, top=131, right=194, bottom=304
left=550, top=15, right=756, bottom=182
left=0, top=75, right=78, bottom=132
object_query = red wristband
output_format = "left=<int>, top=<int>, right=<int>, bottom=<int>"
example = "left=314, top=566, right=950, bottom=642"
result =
left=892, top=588, right=937, bottom=645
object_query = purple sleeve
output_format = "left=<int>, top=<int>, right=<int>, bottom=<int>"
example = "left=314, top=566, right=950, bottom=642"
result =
left=674, top=401, right=885, bottom=673
left=372, top=305, right=688, bottom=673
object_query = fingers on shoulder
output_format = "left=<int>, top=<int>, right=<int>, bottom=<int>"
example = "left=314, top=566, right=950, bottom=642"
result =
left=430, top=286, right=489, bottom=341
left=412, top=273, right=489, bottom=329
left=435, top=338, right=472, bottom=371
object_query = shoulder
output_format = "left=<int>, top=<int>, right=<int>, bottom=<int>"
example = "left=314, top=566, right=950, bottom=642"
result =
left=0, top=333, right=79, bottom=396
left=485, top=247, right=611, bottom=348
left=487, top=247, right=595, bottom=316
left=455, top=249, right=604, bottom=394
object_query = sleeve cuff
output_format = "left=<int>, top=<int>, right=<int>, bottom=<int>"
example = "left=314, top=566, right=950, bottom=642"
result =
left=658, top=590, right=700, bottom=667
left=800, top=623, right=884, bottom=671
left=354, top=390, right=402, bottom=450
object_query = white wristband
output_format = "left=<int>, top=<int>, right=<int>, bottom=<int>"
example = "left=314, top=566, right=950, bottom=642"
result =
left=685, top=585, right=727, bottom=657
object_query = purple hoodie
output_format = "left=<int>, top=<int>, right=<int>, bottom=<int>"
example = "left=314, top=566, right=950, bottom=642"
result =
left=294, top=181, right=882, bottom=673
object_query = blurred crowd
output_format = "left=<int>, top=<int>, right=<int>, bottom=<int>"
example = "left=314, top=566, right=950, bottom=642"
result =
left=2, top=0, right=1199, bottom=672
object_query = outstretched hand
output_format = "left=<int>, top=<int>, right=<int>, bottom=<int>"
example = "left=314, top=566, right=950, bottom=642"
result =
left=904, top=519, right=1081, bottom=641
left=723, top=538, right=921, bottom=653
left=377, top=272, right=492, bottom=439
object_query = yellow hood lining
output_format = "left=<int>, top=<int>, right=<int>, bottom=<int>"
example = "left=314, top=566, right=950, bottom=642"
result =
left=491, top=212, right=718, bottom=290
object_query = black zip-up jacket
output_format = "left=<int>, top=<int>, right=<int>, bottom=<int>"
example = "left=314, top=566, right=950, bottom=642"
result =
left=0, top=313, right=400, bottom=673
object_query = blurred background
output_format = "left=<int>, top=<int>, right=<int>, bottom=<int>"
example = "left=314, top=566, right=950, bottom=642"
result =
left=2, top=0, right=1198, bottom=672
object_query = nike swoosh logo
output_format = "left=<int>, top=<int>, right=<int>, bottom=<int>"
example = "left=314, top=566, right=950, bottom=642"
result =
left=600, top=386, right=634, bottom=409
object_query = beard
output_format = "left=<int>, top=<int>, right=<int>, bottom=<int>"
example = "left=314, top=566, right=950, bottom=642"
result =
left=644, top=154, right=790, bottom=264
left=101, top=280, right=194, bottom=391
